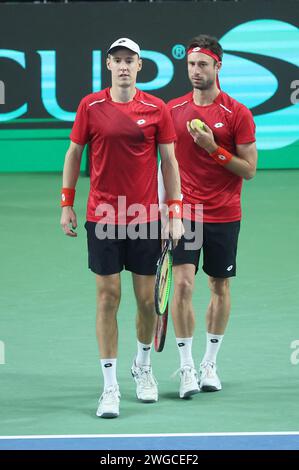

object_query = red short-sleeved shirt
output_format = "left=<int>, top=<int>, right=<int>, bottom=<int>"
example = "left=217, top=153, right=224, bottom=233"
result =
left=71, top=88, right=176, bottom=224
left=167, top=91, right=256, bottom=223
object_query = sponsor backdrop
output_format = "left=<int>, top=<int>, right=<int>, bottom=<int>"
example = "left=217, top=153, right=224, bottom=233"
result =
left=0, top=1, right=298, bottom=171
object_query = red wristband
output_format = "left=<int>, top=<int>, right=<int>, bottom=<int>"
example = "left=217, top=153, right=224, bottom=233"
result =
left=61, top=187, right=75, bottom=207
left=209, top=146, right=233, bottom=166
left=167, top=199, right=182, bottom=219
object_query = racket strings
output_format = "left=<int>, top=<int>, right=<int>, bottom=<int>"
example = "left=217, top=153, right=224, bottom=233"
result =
left=158, top=255, right=171, bottom=311
left=158, top=262, right=169, bottom=302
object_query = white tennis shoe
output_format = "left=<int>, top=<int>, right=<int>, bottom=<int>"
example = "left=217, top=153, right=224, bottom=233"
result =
left=199, top=361, right=222, bottom=392
left=96, top=384, right=120, bottom=418
left=179, top=366, right=200, bottom=399
left=131, top=361, right=158, bottom=403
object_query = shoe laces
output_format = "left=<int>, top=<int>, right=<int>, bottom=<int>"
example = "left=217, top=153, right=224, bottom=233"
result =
left=200, top=361, right=216, bottom=378
left=172, top=366, right=196, bottom=383
left=101, top=385, right=120, bottom=403
left=135, top=366, right=157, bottom=389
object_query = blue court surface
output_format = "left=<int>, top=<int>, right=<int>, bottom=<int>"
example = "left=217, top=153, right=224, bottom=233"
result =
left=0, top=432, right=299, bottom=450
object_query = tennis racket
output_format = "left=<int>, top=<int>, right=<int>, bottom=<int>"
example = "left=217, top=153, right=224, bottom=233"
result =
left=154, top=239, right=173, bottom=352
left=154, top=304, right=169, bottom=352
left=154, top=238, right=173, bottom=316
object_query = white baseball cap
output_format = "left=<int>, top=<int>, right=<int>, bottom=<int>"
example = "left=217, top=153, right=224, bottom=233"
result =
left=107, top=38, right=141, bottom=57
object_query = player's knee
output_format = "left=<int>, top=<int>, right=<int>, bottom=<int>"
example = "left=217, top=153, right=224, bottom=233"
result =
left=174, top=277, right=194, bottom=301
left=137, top=296, right=155, bottom=315
left=97, top=288, right=120, bottom=310
left=208, top=277, right=230, bottom=296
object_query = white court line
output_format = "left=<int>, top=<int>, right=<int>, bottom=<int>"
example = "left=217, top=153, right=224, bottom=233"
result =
left=0, top=431, right=299, bottom=440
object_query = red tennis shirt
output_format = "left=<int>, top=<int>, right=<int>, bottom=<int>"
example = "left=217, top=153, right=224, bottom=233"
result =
left=70, top=88, right=176, bottom=224
left=167, top=91, right=256, bottom=222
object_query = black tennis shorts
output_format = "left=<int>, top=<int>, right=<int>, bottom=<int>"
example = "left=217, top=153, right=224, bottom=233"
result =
left=85, top=221, right=161, bottom=276
left=173, top=219, right=241, bottom=278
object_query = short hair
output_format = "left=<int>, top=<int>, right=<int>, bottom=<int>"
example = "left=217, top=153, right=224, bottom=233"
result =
left=187, top=35, right=223, bottom=62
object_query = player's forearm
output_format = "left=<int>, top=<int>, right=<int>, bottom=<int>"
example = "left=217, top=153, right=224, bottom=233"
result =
left=223, top=156, right=256, bottom=180
left=161, top=157, right=181, bottom=200
left=205, top=142, right=257, bottom=180
left=62, top=144, right=83, bottom=188
left=190, top=123, right=257, bottom=180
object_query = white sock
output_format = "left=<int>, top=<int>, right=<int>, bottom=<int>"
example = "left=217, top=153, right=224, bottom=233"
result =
left=202, top=333, right=224, bottom=364
left=136, top=340, right=152, bottom=367
left=100, top=358, right=117, bottom=389
left=176, top=337, right=194, bottom=368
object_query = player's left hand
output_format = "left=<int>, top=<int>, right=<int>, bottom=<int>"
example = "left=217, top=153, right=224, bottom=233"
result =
left=187, top=121, right=218, bottom=154
left=169, top=217, right=185, bottom=249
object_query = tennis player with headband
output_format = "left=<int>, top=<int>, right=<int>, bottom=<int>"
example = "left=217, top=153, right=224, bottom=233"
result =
left=163, top=34, right=257, bottom=398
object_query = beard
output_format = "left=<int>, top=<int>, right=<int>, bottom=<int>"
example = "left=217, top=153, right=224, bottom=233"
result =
left=192, top=77, right=214, bottom=91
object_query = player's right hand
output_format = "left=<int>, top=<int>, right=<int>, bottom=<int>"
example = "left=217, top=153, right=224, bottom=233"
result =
left=60, top=206, right=78, bottom=237
left=169, top=217, right=185, bottom=249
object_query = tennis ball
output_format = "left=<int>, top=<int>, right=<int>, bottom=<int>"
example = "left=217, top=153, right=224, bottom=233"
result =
left=190, top=118, right=206, bottom=132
